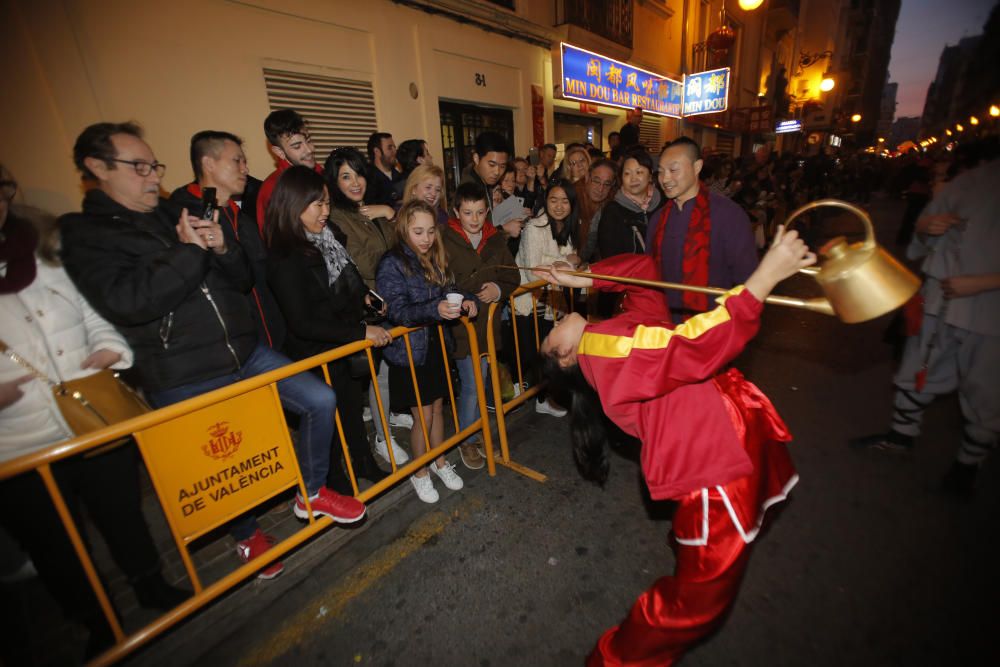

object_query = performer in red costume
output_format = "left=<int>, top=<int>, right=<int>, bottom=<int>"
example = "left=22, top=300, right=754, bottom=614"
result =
left=537, top=227, right=816, bottom=666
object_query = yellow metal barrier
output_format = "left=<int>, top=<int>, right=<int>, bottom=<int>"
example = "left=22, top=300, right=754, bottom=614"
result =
left=0, top=316, right=495, bottom=666
left=483, top=279, right=572, bottom=483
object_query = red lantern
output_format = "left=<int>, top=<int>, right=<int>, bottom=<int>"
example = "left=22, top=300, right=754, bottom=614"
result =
left=706, top=24, right=736, bottom=53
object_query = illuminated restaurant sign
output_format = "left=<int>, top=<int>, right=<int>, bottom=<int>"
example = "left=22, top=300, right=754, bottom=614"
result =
left=775, top=120, right=802, bottom=134
left=682, top=67, right=731, bottom=116
left=560, top=43, right=683, bottom=118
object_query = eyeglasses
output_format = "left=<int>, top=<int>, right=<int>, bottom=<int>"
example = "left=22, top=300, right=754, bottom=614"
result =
left=589, top=177, right=614, bottom=190
left=0, top=179, right=16, bottom=200
left=110, top=159, right=166, bottom=178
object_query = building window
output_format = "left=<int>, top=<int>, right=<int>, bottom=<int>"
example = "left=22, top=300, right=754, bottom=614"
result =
left=262, top=68, right=378, bottom=156
left=557, top=0, right=633, bottom=49
left=638, top=116, right=663, bottom=153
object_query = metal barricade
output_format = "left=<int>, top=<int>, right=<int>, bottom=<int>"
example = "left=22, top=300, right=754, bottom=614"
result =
left=0, top=317, right=493, bottom=666
left=482, top=279, right=571, bottom=483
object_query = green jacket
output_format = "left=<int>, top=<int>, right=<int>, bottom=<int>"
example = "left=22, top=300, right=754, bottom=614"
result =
left=328, top=206, right=392, bottom=290
left=441, top=222, right=520, bottom=359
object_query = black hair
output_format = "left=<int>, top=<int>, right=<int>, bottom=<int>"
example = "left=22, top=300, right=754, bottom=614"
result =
left=324, top=147, right=369, bottom=210
left=264, top=109, right=308, bottom=147
left=396, top=139, right=427, bottom=176
left=190, top=130, right=242, bottom=180
left=541, top=355, right=610, bottom=485
left=608, top=131, right=620, bottom=141
left=367, top=132, right=393, bottom=163
left=540, top=177, right=577, bottom=246
left=265, top=165, right=327, bottom=256
left=664, top=136, right=702, bottom=162
left=474, top=131, right=511, bottom=158
left=620, top=146, right=656, bottom=176
left=541, top=143, right=557, bottom=153
left=73, top=121, right=144, bottom=180
left=454, top=181, right=488, bottom=207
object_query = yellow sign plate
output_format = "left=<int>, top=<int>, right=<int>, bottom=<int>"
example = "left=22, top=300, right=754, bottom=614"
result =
left=136, top=386, right=301, bottom=542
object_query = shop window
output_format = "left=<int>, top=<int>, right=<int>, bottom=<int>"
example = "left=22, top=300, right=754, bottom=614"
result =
left=263, top=68, right=378, bottom=156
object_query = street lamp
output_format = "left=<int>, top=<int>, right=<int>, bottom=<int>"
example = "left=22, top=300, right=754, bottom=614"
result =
left=878, top=137, right=885, bottom=143
left=738, top=0, right=765, bottom=9
left=820, top=77, right=835, bottom=92
left=945, top=129, right=952, bottom=136
left=851, top=113, right=862, bottom=123
left=969, top=116, right=979, bottom=125
left=956, top=123, right=964, bottom=132
left=990, top=105, right=1000, bottom=117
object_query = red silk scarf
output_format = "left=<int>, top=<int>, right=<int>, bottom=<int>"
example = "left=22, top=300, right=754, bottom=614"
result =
left=651, top=184, right=712, bottom=319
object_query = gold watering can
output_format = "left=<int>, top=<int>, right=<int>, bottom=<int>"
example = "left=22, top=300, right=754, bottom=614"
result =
left=513, top=199, right=921, bottom=323
left=782, top=199, right=920, bottom=322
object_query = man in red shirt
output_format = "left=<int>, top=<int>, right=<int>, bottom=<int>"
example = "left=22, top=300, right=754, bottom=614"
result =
left=255, top=109, right=323, bottom=237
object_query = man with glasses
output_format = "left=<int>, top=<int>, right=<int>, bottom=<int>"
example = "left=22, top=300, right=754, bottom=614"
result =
left=575, top=158, right=617, bottom=263
left=256, top=109, right=322, bottom=237
left=58, top=122, right=319, bottom=582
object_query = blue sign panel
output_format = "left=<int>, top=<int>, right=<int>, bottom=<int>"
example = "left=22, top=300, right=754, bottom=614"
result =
left=682, top=68, right=731, bottom=116
left=560, top=43, right=683, bottom=118
left=775, top=120, right=802, bottom=134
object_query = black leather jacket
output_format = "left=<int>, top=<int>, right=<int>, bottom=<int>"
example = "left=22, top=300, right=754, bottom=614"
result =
left=59, top=189, right=257, bottom=392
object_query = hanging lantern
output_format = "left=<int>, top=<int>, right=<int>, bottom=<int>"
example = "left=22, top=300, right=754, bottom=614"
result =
left=707, top=24, right=736, bottom=53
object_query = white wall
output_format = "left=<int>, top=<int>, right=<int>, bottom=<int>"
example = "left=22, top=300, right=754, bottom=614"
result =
left=1, top=0, right=550, bottom=215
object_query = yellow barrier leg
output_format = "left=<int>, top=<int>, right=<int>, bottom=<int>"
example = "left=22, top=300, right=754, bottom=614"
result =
left=36, top=464, right=125, bottom=642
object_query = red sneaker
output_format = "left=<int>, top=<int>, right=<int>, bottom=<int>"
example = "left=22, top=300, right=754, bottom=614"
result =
left=293, top=487, right=366, bottom=523
left=235, top=530, right=284, bottom=580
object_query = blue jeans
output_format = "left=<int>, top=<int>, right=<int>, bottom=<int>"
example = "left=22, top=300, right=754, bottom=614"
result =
left=455, top=355, right=489, bottom=442
left=147, top=344, right=336, bottom=540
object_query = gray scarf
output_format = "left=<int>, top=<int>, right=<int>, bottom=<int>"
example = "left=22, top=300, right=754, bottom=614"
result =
left=305, top=226, right=353, bottom=285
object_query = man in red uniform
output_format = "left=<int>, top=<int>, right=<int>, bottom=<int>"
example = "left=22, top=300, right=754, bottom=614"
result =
left=537, top=227, right=815, bottom=666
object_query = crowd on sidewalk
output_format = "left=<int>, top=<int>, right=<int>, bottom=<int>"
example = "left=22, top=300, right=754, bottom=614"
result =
left=1, top=101, right=997, bottom=663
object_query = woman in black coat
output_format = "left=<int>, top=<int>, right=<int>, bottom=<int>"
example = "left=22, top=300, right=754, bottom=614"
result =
left=265, top=166, right=397, bottom=487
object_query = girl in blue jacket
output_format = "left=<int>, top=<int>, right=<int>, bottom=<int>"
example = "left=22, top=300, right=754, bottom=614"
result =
left=376, top=201, right=477, bottom=503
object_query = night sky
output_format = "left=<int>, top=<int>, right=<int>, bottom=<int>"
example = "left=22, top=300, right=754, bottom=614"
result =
left=889, top=0, right=995, bottom=118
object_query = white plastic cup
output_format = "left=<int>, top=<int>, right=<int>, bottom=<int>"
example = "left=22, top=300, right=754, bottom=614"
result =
left=446, top=292, right=463, bottom=312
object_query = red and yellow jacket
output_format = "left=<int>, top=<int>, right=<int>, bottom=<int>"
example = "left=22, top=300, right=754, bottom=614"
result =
left=577, top=254, right=773, bottom=499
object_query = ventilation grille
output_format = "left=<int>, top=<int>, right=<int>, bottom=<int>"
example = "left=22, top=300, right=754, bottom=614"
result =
left=263, top=68, right=378, bottom=156
left=638, top=116, right=663, bottom=153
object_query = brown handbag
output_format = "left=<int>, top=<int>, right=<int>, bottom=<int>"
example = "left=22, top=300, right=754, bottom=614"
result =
left=1, top=339, right=150, bottom=439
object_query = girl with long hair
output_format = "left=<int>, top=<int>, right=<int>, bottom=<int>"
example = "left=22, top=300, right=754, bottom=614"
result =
left=536, top=228, right=815, bottom=666
left=401, top=163, right=449, bottom=225
left=511, top=178, right=580, bottom=416
left=375, top=201, right=477, bottom=503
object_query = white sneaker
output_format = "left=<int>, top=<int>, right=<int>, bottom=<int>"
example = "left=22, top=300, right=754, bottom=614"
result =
left=410, top=474, right=439, bottom=503
left=363, top=406, right=373, bottom=422
left=374, top=434, right=410, bottom=464
left=389, top=412, right=414, bottom=428
left=536, top=398, right=567, bottom=417
left=430, top=460, right=464, bottom=491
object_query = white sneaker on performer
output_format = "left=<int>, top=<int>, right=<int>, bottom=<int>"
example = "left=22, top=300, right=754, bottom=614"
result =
left=430, top=460, right=464, bottom=491
left=535, top=398, right=567, bottom=418
left=410, top=474, right=439, bottom=503
left=374, top=434, right=410, bottom=465
left=389, top=412, right=414, bottom=428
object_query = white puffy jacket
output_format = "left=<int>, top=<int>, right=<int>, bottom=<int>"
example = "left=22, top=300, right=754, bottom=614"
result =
left=0, top=259, right=133, bottom=462
left=513, top=213, right=577, bottom=317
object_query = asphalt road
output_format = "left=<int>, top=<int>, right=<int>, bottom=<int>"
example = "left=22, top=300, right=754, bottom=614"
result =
left=131, top=195, right=999, bottom=667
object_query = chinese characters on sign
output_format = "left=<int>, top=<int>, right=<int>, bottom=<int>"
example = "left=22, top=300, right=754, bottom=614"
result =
left=561, top=44, right=730, bottom=119
left=561, top=43, right=683, bottom=118
left=682, top=67, right=731, bottom=116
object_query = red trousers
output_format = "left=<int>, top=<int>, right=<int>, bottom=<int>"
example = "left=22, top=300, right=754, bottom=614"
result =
left=588, top=372, right=797, bottom=666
